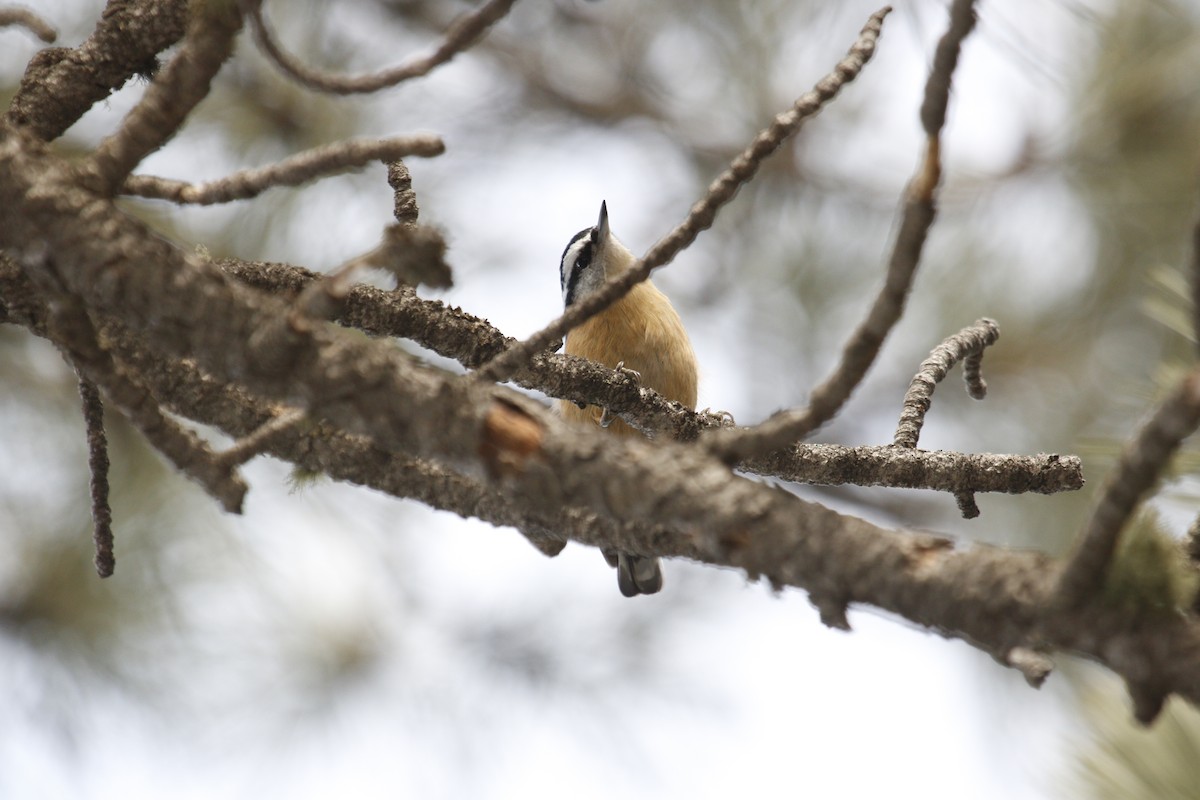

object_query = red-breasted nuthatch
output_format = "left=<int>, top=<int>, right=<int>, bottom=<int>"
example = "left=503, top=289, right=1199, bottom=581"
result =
left=558, top=201, right=698, bottom=596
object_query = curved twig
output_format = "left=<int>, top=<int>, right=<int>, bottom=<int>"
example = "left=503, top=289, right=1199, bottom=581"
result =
left=705, top=0, right=979, bottom=465
left=243, top=0, right=518, bottom=94
left=471, top=6, right=892, bottom=385
left=0, top=6, right=57, bottom=42
left=893, top=318, right=999, bottom=449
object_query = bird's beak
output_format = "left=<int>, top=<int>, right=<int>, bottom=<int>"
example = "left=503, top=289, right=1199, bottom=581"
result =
left=596, top=200, right=609, bottom=242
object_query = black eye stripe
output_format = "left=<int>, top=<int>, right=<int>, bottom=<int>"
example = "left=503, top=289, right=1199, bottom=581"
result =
left=561, top=227, right=596, bottom=307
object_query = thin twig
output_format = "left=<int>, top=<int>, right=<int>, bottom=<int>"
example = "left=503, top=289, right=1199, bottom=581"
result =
left=244, top=0, right=518, bottom=94
left=42, top=296, right=248, bottom=514
left=743, top=443, right=1081, bottom=496
left=0, top=6, right=57, bottom=42
left=216, top=408, right=306, bottom=469
left=122, top=135, right=445, bottom=205
left=893, top=318, right=999, bottom=449
left=955, top=490, right=980, bottom=520
left=77, top=376, right=114, bottom=577
left=1192, top=204, right=1200, bottom=354
left=705, top=0, right=979, bottom=465
left=82, top=3, right=243, bottom=194
left=705, top=0, right=978, bottom=465
left=1055, top=367, right=1200, bottom=607
left=362, top=160, right=451, bottom=288
left=473, top=6, right=892, bottom=385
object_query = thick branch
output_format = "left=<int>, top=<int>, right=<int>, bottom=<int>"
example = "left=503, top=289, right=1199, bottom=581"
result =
left=6, top=0, right=188, bottom=140
left=218, top=258, right=1081, bottom=496
left=473, top=6, right=892, bottom=385
left=0, top=207, right=1187, bottom=716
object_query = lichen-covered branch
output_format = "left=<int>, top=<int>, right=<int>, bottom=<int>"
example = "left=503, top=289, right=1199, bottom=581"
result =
left=2, top=133, right=1194, bottom=719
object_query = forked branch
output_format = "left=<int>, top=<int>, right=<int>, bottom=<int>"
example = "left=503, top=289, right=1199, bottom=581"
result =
left=706, top=0, right=979, bottom=465
left=473, top=6, right=892, bottom=385
left=83, top=3, right=243, bottom=194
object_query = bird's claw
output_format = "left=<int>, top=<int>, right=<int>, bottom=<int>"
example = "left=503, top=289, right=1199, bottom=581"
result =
left=599, top=362, right=641, bottom=428
left=614, top=360, right=641, bottom=385
left=702, top=407, right=737, bottom=427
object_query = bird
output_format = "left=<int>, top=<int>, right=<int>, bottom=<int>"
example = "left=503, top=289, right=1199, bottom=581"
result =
left=557, top=201, right=698, bottom=597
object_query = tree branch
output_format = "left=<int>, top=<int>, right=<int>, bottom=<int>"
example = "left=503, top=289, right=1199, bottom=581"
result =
left=0, top=6, right=57, bottom=42
left=705, top=0, right=978, bottom=465
left=122, top=135, right=445, bottom=204
left=741, top=443, right=1080, bottom=496
left=1055, top=367, right=1200, bottom=608
left=472, top=6, right=892, bottom=385
left=243, top=0, right=519, bottom=94
left=82, top=2, right=243, bottom=194
left=893, top=318, right=999, bottom=449
left=6, top=0, right=188, bottom=141
left=0, top=195, right=1186, bottom=717
left=77, top=375, right=114, bottom=577
left=218, top=257, right=1082, bottom=497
